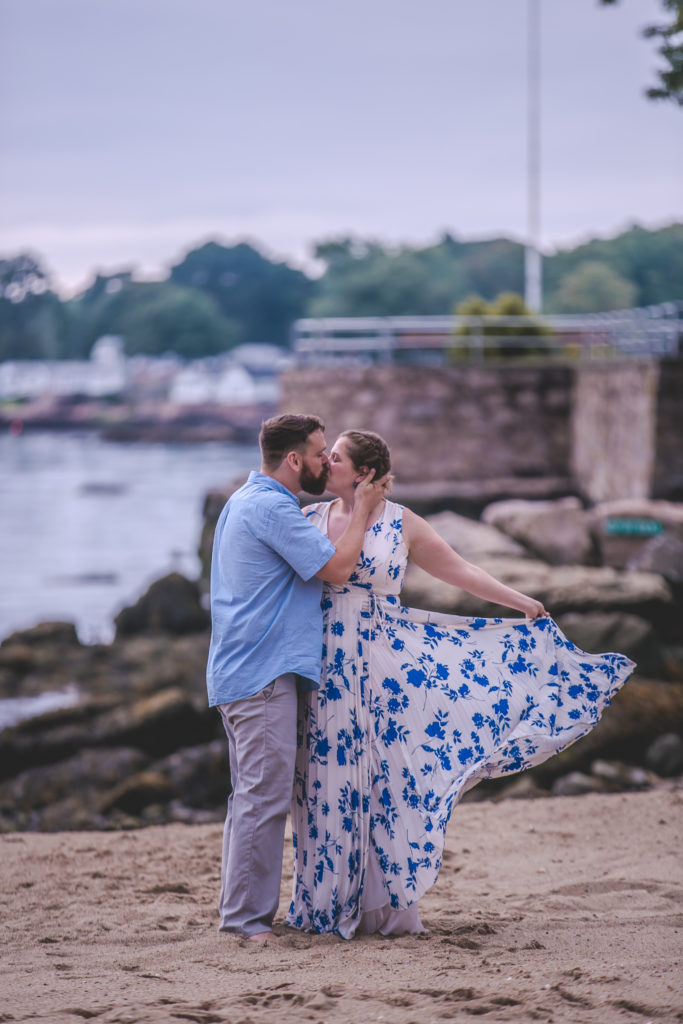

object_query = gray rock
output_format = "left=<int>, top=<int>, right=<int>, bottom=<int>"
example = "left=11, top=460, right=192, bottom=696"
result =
left=114, top=573, right=209, bottom=637
left=401, top=557, right=672, bottom=619
left=589, top=498, right=683, bottom=570
left=551, top=772, right=612, bottom=797
left=97, top=770, right=174, bottom=815
left=481, top=497, right=593, bottom=565
left=494, top=775, right=549, bottom=801
left=150, top=737, right=228, bottom=809
left=0, top=747, right=149, bottom=814
left=627, top=532, right=683, bottom=584
left=423, top=511, right=529, bottom=561
left=556, top=611, right=660, bottom=672
left=0, top=621, right=80, bottom=648
left=645, top=733, right=683, bottom=777
left=590, top=759, right=653, bottom=790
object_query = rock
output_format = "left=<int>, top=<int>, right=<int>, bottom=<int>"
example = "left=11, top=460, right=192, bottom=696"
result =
left=589, top=759, right=653, bottom=790
left=590, top=498, right=683, bottom=570
left=28, top=796, right=112, bottom=832
left=627, top=532, right=683, bottom=584
left=481, top=497, right=593, bottom=565
left=387, top=477, right=576, bottom=518
left=0, top=747, right=149, bottom=815
left=114, top=573, right=209, bottom=637
left=149, top=737, right=228, bottom=809
left=645, top=733, right=683, bottom=777
left=0, top=688, right=219, bottom=781
left=0, top=621, right=80, bottom=648
left=97, top=771, right=174, bottom=814
left=86, top=688, right=217, bottom=757
left=494, top=775, right=549, bottom=801
left=551, top=772, right=612, bottom=797
left=556, top=612, right=662, bottom=675
left=401, top=558, right=672, bottom=626
left=423, top=511, right=529, bottom=561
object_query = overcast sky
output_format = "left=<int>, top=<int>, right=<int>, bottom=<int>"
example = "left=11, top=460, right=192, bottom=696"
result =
left=1, top=0, right=681, bottom=294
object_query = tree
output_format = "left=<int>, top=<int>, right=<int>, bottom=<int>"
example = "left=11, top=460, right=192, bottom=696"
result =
left=544, top=224, right=683, bottom=307
left=551, top=261, right=637, bottom=313
left=309, top=235, right=524, bottom=318
left=170, top=241, right=313, bottom=347
left=68, top=277, right=238, bottom=359
left=0, top=254, right=68, bottom=361
left=600, top=0, right=683, bottom=106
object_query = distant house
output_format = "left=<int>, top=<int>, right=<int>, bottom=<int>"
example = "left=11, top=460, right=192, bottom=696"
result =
left=0, top=336, right=127, bottom=399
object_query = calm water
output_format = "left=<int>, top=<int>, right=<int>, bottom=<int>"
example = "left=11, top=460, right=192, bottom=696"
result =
left=0, top=431, right=259, bottom=643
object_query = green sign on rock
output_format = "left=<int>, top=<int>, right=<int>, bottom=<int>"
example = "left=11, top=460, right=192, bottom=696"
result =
left=605, top=518, right=663, bottom=537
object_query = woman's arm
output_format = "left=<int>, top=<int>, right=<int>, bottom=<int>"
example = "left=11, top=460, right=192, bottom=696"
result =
left=402, top=508, right=547, bottom=618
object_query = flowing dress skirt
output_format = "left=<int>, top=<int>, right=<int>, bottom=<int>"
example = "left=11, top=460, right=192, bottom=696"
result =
left=287, top=501, right=635, bottom=938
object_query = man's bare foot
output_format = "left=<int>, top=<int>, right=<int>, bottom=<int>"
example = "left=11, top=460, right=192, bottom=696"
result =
left=248, top=931, right=276, bottom=944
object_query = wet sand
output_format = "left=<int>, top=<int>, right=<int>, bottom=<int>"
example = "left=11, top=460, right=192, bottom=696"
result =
left=2, top=789, right=681, bottom=1024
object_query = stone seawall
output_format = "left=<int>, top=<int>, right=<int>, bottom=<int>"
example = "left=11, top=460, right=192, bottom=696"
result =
left=280, top=359, right=682, bottom=501
left=281, top=364, right=572, bottom=485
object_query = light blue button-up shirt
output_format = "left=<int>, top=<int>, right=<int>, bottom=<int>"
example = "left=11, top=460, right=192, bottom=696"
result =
left=206, top=471, right=335, bottom=706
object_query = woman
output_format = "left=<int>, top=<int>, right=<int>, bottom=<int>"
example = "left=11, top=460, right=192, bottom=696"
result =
left=287, top=430, right=634, bottom=940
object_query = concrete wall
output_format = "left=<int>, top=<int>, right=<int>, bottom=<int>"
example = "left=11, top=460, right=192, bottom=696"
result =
left=280, top=359, right=682, bottom=501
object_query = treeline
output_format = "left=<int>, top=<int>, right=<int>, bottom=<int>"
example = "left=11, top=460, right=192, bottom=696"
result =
left=1, top=223, right=681, bottom=362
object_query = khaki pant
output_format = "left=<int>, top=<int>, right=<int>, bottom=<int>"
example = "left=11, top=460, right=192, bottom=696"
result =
left=216, top=674, right=298, bottom=936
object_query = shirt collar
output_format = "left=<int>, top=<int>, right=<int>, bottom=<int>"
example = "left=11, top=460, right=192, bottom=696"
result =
left=247, top=470, right=299, bottom=503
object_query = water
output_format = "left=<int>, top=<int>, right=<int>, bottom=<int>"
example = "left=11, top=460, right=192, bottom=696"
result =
left=0, top=431, right=259, bottom=643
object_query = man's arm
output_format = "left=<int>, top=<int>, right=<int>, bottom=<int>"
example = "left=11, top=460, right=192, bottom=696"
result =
left=316, top=472, right=388, bottom=585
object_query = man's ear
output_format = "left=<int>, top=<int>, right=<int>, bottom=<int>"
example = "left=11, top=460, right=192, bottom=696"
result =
left=286, top=450, right=301, bottom=472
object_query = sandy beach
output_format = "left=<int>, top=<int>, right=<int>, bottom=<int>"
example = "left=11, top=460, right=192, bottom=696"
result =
left=2, top=788, right=681, bottom=1024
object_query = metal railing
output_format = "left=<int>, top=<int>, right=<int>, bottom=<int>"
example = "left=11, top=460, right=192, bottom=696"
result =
left=291, top=302, right=683, bottom=364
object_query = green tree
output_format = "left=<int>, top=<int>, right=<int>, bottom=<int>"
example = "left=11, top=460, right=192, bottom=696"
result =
left=68, top=277, right=238, bottom=359
left=170, top=241, right=312, bottom=347
left=0, top=254, right=68, bottom=361
left=600, top=0, right=683, bottom=105
left=544, top=224, right=683, bottom=307
left=551, top=261, right=637, bottom=313
left=115, top=283, right=239, bottom=358
left=309, top=235, right=524, bottom=318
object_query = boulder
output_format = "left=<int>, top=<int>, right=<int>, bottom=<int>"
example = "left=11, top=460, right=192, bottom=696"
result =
left=0, top=621, right=80, bottom=648
left=556, top=612, right=662, bottom=675
left=401, top=557, right=672, bottom=625
left=149, top=737, right=228, bottom=809
left=97, top=771, right=174, bottom=815
left=627, top=532, right=683, bottom=584
left=423, top=511, right=529, bottom=561
left=114, top=573, right=209, bottom=637
left=481, top=497, right=593, bottom=565
left=645, top=733, right=683, bottom=777
left=589, top=498, right=683, bottom=570
left=551, top=772, right=611, bottom=797
left=0, top=747, right=149, bottom=815
left=589, top=759, right=654, bottom=790
left=86, top=687, right=217, bottom=757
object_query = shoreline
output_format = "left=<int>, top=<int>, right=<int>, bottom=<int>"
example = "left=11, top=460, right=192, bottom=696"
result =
left=2, top=789, right=681, bottom=1023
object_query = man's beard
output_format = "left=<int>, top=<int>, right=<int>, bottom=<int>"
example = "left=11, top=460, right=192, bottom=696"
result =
left=299, top=463, right=329, bottom=495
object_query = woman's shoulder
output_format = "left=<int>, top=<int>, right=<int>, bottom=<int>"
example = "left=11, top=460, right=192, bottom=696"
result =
left=302, top=499, right=332, bottom=521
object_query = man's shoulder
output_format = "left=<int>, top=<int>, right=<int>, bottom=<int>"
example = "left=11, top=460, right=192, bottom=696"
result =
left=228, top=477, right=298, bottom=527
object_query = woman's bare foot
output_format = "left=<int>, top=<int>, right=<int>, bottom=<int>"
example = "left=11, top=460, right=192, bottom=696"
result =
left=248, top=931, right=276, bottom=944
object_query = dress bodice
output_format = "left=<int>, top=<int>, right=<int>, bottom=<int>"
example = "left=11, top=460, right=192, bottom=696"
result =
left=305, top=499, right=408, bottom=597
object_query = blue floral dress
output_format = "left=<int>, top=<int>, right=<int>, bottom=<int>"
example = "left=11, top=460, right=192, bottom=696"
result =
left=287, top=500, right=634, bottom=939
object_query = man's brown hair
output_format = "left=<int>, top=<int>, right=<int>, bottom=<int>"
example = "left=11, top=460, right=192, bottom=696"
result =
left=259, top=414, right=325, bottom=471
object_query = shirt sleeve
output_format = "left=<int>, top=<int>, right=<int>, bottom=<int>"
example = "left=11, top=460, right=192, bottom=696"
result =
left=260, top=498, right=336, bottom=581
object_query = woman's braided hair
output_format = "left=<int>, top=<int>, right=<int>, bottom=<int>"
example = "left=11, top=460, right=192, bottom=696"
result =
left=340, top=429, right=392, bottom=479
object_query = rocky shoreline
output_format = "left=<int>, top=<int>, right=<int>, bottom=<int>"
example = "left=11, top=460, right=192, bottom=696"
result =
left=1, top=493, right=682, bottom=833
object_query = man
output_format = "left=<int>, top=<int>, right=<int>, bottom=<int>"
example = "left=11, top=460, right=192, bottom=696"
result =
left=207, top=413, right=387, bottom=943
